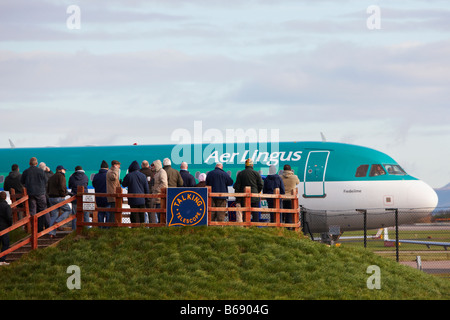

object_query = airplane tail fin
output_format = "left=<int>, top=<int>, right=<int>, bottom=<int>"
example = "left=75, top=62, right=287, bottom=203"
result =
left=374, top=228, right=384, bottom=239
left=9, top=139, right=15, bottom=149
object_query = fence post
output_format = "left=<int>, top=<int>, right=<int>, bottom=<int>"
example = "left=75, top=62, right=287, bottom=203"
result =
left=395, top=209, right=399, bottom=263
left=292, top=188, right=299, bottom=232
left=10, top=188, right=18, bottom=223
left=160, top=187, right=167, bottom=225
left=115, top=187, right=123, bottom=225
left=23, top=188, right=31, bottom=233
left=31, top=215, right=38, bottom=250
left=207, top=186, right=212, bottom=225
left=244, top=186, right=252, bottom=225
left=357, top=209, right=367, bottom=248
left=76, top=186, right=84, bottom=235
left=274, top=188, right=280, bottom=228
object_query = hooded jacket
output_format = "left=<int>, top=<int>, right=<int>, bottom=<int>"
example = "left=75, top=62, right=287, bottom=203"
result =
left=92, top=168, right=108, bottom=207
left=263, top=174, right=285, bottom=195
left=152, top=160, right=168, bottom=205
left=106, top=165, right=121, bottom=203
left=68, top=170, right=89, bottom=195
left=122, top=161, right=149, bottom=206
left=3, top=171, right=23, bottom=194
left=281, top=170, right=300, bottom=194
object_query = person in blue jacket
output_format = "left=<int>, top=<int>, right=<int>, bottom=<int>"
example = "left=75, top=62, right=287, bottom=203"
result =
left=122, top=160, right=149, bottom=224
left=180, top=162, right=196, bottom=187
left=206, top=163, right=234, bottom=221
left=92, top=160, right=109, bottom=226
left=263, top=165, right=285, bottom=223
left=69, top=165, right=89, bottom=229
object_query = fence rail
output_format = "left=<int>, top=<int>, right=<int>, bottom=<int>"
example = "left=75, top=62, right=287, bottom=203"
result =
left=0, top=189, right=76, bottom=260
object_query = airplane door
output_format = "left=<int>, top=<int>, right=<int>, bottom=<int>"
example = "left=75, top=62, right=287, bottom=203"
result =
left=303, top=151, right=330, bottom=197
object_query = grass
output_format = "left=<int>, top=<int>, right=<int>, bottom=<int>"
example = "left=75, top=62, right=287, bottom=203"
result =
left=0, top=227, right=449, bottom=300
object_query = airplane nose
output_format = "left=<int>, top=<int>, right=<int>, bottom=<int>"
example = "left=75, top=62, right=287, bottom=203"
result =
left=407, top=180, right=438, bottom=211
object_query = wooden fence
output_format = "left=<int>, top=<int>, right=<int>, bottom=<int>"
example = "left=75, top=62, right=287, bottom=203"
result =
left=0, top=186, right=300, bottom=261
left=0, top=188, right=76, bottom=260
left=75, top=186, right=300, bottom=232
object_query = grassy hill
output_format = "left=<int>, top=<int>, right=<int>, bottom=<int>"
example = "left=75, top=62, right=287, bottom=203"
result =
left=0, top=227, right=449, bottom=300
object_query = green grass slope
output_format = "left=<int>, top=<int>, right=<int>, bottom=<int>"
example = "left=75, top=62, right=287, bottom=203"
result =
left=0, top=227, right=449, bottom=300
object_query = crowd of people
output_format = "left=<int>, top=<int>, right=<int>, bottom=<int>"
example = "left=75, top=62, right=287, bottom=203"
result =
left=0, top=156, right=300, bottom=264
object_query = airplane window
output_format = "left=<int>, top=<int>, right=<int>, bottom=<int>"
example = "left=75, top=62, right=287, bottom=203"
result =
left=355, top=165, right=369, bottom=177
left=383, top=164, right=406, bottom=175
left=369, top=164, right=386, bottom=177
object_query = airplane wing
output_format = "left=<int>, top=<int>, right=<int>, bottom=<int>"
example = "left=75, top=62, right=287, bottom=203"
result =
left=383, top=228, right=449, bottom=250
left=384, top=239, right=450, bottom=250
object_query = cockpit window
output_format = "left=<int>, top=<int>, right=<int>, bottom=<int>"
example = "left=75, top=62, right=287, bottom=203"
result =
left=369, top=164, right=386, bottom=177
left=383, top=164, right=406, bottom=175
left=355, top=165, right=369, bottom=177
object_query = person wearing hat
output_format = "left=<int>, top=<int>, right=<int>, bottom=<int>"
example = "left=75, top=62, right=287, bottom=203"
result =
left=47, top=165, right=72, bottom=238
left=93, top=160, right=110, bottom=226
left=69, top=165, right=89, bottom=229
left=233, top=158, right=263, bottom=222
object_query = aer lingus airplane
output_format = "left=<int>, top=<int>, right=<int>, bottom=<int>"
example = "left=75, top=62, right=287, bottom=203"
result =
left=0, top=141, right=438, bottom=235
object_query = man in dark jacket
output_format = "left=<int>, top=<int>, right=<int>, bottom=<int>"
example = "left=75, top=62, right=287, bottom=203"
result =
left=180, top=162, right=196, bottom=188
left=0, top=191, right=12, bottom=265
left=122, top=160, right=149, bottom=224
left=263, top=165, right=285, bottom=222
left=233, top=159, right=263, bottom=222
left=20, top=157, right=48, bottom=232
left=47, top=165, right=72, bottom=237
left=3, top=164, right=23, bottom=195
left=4, top=164, right=24, bottom=220
left=92, top=160, right=109, bottom=225
left=206, top=163, right=234, bottom=221
left=69, top=166, right=89, bottom=229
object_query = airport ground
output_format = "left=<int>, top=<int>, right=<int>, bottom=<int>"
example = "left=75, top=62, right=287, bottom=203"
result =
left=336, top=223, right=450, bottom=277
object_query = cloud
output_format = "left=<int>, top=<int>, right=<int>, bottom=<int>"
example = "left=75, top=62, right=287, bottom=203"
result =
left=228, top=40, right=450, bottom=124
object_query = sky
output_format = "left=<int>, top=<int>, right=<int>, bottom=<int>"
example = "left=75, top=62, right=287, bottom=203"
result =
left=0, top=0, right=449, bottom=188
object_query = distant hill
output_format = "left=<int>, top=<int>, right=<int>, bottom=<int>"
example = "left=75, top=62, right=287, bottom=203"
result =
left=435, top=183, right=450, bottom=213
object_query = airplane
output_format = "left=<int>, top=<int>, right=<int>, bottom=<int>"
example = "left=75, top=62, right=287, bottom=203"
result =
left=0, top=141, right=439, bottom=237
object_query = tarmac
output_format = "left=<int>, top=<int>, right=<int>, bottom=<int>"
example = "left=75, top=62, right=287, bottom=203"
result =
left=401, top=260, right=450, bottom=275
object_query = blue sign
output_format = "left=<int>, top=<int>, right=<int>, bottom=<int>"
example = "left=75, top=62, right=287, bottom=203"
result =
left=166, top=188, right=208, bottom=227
